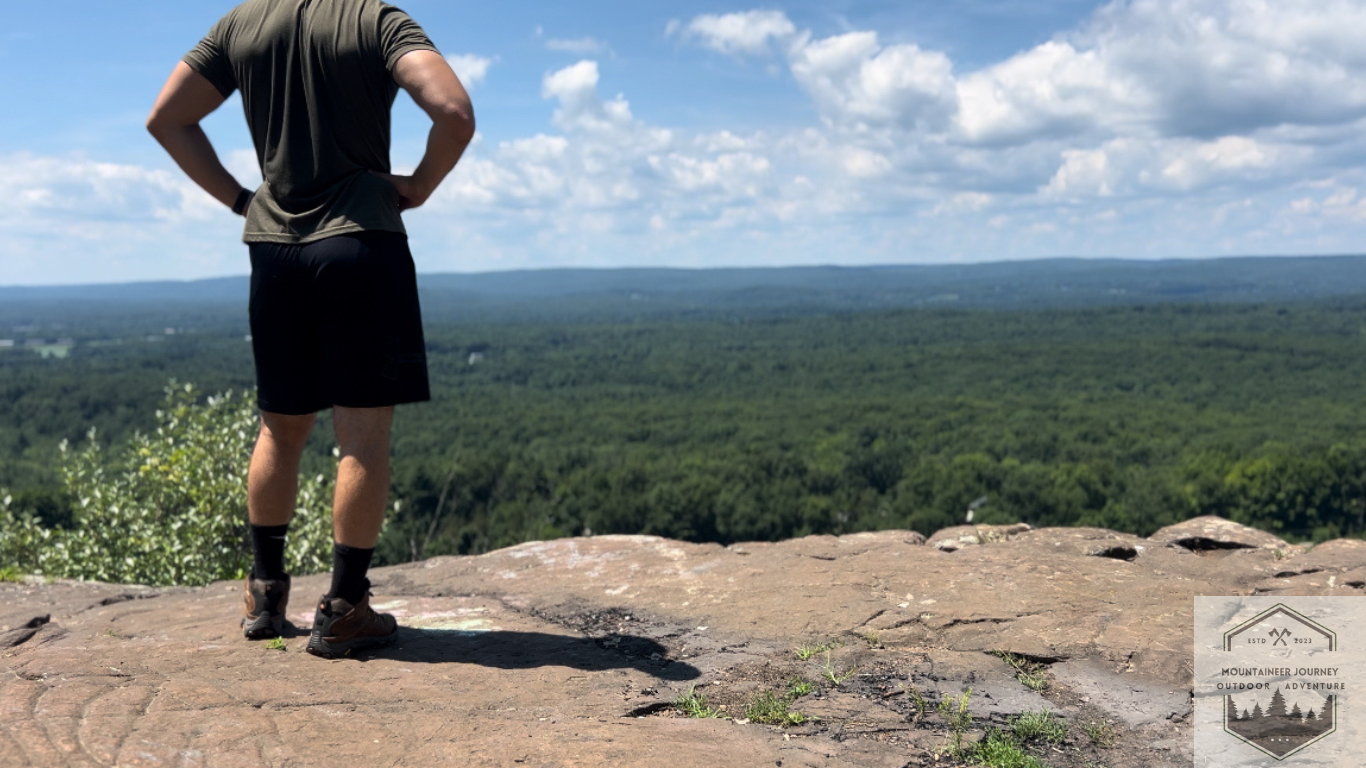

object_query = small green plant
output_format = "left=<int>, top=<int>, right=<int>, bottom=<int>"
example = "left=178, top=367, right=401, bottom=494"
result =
left=265, top=636, right=287, bottom=651
left=907, top=684, right=930, bottom=723
left=0, top=566, right=23, bottom=583
left=938, top=688, right=973, bottom=732
left=995, top=651, right=1050, bottom=692
left=1082, top=718, right=1116, bottom=747
left=1011, top=709, right=1067, bottom=745
left=795, top=639, right=842, bottom=661
left=971, top=730, right=1044, bottom=768
left=820, top=650, right=857, bottom=685
left=937, top=687, right=974, bottom=755
left=785, top=677, right=814, bottom=698
left=861, top=631, right=882, bottom=649
left=745, top=690, right=807, bottom=726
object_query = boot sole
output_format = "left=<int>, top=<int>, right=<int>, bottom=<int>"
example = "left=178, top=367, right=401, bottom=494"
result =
left=243, top=614, right=285, bottom=640
left=305, top=629, right=398, bottom=659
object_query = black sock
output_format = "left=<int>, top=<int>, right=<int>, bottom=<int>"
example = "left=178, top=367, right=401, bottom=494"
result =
left=328, top=543, right=375, bottom=605
left=250, top=523, right=290, bottom=581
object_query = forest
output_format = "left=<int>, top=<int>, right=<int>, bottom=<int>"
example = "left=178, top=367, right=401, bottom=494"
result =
left=5, top=289, right=1366, bottom=581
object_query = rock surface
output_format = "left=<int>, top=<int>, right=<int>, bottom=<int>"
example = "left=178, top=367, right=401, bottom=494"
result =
left=2, top=517, right=1361, bottom=767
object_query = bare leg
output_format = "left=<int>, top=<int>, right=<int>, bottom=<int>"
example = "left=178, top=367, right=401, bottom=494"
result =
left=248, top=411, right=317, bottom=526
left=331, top=405, right=394, bottom=548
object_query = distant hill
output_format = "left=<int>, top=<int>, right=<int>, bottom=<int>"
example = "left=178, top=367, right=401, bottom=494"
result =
left=5, top=256, right=1366, bottom=325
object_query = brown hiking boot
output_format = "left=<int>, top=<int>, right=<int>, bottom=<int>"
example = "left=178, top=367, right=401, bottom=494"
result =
left=241, top=574, right=291, bottom=639
left=305, top=588, right=398, bottom=658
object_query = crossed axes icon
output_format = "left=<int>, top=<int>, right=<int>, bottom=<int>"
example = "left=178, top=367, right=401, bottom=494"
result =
left=1270, top=628, right=1292, bottom=646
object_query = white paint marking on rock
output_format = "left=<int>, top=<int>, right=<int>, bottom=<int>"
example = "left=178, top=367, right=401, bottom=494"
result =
left=407, top=615, right=497, bottom=633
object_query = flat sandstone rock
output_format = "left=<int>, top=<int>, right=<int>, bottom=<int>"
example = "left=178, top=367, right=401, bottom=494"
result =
left=2, top=517, right=1362, bottom=767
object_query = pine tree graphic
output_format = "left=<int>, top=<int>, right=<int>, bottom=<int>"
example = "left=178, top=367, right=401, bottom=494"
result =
left=1226, top=690, right=1335, bottom=758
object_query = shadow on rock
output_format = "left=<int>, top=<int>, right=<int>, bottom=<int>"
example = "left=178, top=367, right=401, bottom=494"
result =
left=365, top=628, right=702, bottom=681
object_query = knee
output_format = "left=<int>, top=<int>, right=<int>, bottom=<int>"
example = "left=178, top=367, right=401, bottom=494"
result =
left=333, top=407, right=393, bottom=458
left=259, top=412, right=316, bottom=452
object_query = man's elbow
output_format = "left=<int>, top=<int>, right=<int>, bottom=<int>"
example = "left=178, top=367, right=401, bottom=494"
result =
left=435, top=99, right=476, bottom=144
left=145, top=110, right=173, bottom=143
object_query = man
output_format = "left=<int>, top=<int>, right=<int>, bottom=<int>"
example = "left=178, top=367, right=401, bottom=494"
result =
left=146, top=0, right=474, bottom=658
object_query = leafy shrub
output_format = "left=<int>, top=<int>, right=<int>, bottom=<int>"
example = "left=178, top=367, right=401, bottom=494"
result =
left=0, top=382, right=340, bottom=586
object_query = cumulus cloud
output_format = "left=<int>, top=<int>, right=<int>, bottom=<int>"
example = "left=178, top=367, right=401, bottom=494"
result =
left=670, top=2, right=1366, bottom=209
left=426, top=1, right=1366, bottom=269
left=788, top=31, right=957, bottom=132
left=954, top=40, right=1136, bottom=145
left=541, top=60, right=636, bottom=132
left=678, top=10, right=797, bottom=56
left=15, top=1, right=1366, bottom=283
left=0, top=153, right=247, bottom=284
left=682, top=2, right=1366, bottom=150
left=446, top=53, right=494, bottom=87
left=1, top=153, right=217, bottom=223
left=1043, top=147, right=1114, bottom=198
left=1083, top=0, right=1366, bottom=138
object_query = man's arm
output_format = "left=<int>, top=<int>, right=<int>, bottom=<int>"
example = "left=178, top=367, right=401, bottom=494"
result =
left=376, top=50, right=475, bottom=211
left=146, top=63, right=244, bottom=210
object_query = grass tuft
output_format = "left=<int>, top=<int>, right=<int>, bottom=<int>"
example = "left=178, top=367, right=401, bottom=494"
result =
left=994, top=651, right=1050, bottom=692
left=745, top=690, right=807, bottom=726
left=972, top=730, right=1045, bottom=768
left=1011, top=709, right=1067, bottom=745
left=1082, top=718, right=1116, bottom=747
left=819, top=650, right=857, bottom=685
left=673, top=685, right=725, bottom=718
left=265, top=636, right=287, bottom=651
left=795, top=639, right=842, bottom=661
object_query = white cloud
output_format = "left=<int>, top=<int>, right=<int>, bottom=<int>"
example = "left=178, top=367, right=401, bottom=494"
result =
left=681, top=10, right=796, bottom=57
left=446, top=53, right=494, bottom=87
left=545, top=37, right=607, bottom=55
left=437, top=1, right=1366, bottom=269
left=542, top=60, right=636, bottom=133
left=839, top=147, right=891, bottom=178
left=955, top=40, right=1136, bottom=145
left=789, top=31, right=956, bottom=132
left=957, top=0, right=1366, bottom=144
left=1044, top=147, right=1114, bottom=198
left=0, top=153, right=247, bottom=284
left=1, top=153, right=216, bottom=223
left=16, top=1, right=1366, bottom=283
left=1160, top=136, right=1277, bottom=188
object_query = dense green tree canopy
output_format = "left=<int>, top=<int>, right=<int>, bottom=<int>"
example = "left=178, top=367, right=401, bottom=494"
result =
left=4, top=297, right=1366, bottom=582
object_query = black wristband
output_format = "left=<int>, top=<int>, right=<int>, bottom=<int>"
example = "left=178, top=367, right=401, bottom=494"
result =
left=231, top=188, right=253, bottom=216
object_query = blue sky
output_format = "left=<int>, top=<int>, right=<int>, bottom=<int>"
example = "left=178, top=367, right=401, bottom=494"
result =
left=4, top=0, right=1366, bottom=285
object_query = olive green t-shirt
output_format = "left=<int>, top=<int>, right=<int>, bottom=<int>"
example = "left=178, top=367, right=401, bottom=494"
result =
left=184, top=0, right=438, bottom=243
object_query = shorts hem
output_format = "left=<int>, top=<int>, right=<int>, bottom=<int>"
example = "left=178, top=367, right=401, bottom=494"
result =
left=257, top=392, right=430, bottom=415
left=256, top=397, right=329, bottom=416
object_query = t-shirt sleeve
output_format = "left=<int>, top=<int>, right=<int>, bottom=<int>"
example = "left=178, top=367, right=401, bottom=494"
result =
left=378, top=5, right=439, bottom=71
left=182, top=15, right=237, bottom=98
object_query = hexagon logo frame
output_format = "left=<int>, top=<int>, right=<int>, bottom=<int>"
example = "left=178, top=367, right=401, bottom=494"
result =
left=1222, top=604, right=1338, bottom=760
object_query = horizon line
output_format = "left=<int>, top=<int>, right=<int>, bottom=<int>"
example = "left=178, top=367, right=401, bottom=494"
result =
left=5, top=252, right=1366, bottom=291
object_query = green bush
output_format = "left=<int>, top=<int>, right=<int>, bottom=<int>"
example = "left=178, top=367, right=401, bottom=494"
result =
left=0, top=382, right=340, bottom=586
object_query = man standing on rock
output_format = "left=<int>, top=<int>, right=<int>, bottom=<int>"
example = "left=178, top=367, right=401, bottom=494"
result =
left=146, top=0, right=474, bottom=658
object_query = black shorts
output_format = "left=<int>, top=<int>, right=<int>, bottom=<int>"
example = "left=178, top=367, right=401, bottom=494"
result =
left=248, top=231, right=430, bottom=415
